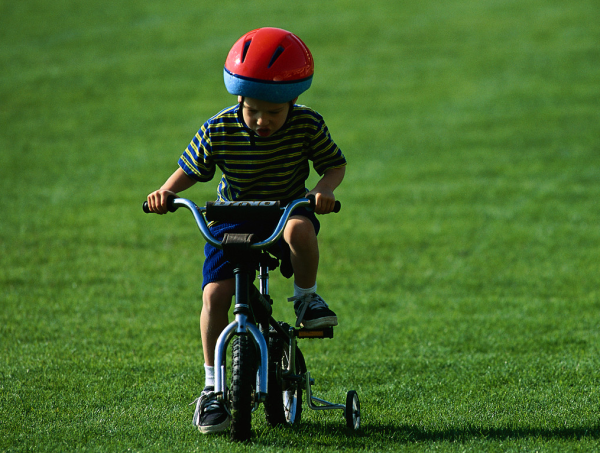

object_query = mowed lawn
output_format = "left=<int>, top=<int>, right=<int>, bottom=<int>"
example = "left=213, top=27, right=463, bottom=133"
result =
left=1, top=0, right=599, bottom=451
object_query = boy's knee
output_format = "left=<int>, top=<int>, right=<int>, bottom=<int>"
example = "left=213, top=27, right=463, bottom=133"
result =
left=202, top=280, right=234, bottom=310
left=284, top=216, right=316, bottom=246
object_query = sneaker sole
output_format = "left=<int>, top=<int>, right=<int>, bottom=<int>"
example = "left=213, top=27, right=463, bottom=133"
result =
left=198, top=417, right=230, bottom=434
left=301, top=316, right=338, bottom=330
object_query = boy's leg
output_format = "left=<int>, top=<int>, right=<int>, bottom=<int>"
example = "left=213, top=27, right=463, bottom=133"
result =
left=283, top=216, right=319, bottom=288
left=200, top=278, right=235, bottom=366
left=284, top=215, right=337, bottom=328
left=193, top=278, right=234, bottom=434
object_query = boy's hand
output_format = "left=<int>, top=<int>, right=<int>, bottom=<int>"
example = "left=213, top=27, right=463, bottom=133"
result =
left=308, top=189, right=337, bottom=214
left=146, top=189, right=177, bottom=214
left=308, top=166, right=345, bottom=214
left=146, top=168, right=197, bottom=214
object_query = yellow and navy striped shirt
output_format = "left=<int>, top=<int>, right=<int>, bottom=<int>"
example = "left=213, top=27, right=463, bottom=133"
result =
left=179, top=104, right=346, bottom=202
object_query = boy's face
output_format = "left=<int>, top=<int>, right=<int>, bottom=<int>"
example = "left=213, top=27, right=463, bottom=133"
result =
left=239, top=96, right=295, bottom=138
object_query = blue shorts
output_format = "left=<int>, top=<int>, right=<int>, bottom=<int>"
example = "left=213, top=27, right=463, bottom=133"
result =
left=202, top=208, right=320, bottom=289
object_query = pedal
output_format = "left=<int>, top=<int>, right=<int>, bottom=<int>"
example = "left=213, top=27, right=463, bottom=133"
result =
left=295, top=327, right=334, bottom=339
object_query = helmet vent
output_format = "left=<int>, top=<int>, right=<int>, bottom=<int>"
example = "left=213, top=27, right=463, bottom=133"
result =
left=268, top=46, right=285, bottom=68
left=242, top=40, right=252, bottom=63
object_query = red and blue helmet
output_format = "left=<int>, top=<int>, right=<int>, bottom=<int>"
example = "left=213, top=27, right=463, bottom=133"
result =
left=224, top=27, right=314, bottom=103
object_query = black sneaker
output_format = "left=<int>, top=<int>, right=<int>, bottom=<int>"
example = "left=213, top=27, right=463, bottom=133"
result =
left=288, top=293, right=338, bottom=329
left=192, top=387, right=230, bottom=434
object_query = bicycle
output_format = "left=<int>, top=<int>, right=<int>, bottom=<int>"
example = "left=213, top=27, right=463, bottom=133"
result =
left=143, top=195, right=360, bottom=441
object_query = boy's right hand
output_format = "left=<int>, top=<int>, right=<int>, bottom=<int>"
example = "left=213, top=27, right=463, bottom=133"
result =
left=146, top=189, right=177, bottom=214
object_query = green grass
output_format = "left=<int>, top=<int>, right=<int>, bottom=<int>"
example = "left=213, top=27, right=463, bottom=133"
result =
left=2, top=0, right=600, bottom=451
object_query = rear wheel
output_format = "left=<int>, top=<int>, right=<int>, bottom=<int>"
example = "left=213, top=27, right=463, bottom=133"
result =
left=230, top=335, right=257, bottom=441
left=265, top=324, right=306, bottom=426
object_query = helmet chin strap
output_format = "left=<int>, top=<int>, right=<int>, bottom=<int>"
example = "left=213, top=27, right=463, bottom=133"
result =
left=236, top=97, right=257, bottom=147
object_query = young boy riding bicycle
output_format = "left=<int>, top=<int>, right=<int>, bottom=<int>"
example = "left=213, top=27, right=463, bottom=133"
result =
left=146, top=27, right=346, bottom=433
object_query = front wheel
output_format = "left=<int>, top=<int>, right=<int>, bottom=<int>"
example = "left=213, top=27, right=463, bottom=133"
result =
left=230, top=335, right=257, bottom=441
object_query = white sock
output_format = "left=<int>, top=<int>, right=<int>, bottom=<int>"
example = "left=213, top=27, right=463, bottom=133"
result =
left=294, top=282, right=317, bottom=298
left=204, top=364, right=215, bottom=389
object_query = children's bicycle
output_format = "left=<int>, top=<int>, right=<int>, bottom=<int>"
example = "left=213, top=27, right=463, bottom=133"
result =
left=143, top=196, right=360, bottom=441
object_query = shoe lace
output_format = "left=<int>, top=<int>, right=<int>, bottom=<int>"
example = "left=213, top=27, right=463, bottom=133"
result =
left=189, top=390, right=221, bottom=412
left=190, top=389, right=229, bottom=427
left=287, top=293, right=328, bottom=328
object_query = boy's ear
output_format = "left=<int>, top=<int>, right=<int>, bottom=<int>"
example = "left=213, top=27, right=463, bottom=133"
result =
left=237, top=96, right=243, bottom=104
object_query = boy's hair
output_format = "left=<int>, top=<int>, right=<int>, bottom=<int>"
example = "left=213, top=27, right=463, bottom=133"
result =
left=224, top=28, right=314, bottom=104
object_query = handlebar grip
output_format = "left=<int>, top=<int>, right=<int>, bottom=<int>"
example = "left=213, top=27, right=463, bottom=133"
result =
left=306, top=194, right=342, bottom=213
left=142, top=196, right=178, bottom=214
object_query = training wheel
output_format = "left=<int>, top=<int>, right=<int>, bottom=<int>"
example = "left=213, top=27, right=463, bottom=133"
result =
left=345, top=390, right=360, bottom=430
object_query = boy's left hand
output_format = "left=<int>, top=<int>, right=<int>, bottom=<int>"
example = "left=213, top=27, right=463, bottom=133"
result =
left=308, top=189, right=337, bottom=214
left=308, top=166, right=345, bottom=214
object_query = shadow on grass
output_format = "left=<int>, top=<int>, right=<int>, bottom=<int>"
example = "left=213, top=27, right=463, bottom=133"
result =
left=248, top=421, right=600, bottom=447
left=361, top=423, right=600, bottom=443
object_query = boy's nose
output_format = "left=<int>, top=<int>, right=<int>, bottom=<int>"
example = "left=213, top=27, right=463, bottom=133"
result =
left=256, top=114, right=268, bottom=126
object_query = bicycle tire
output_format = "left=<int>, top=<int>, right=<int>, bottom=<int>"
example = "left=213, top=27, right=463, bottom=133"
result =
left=265, top=323, right=306, bottom=427
left=345, top=390, right=361, bottom=430
left=230, top=335, right=257, bottom=441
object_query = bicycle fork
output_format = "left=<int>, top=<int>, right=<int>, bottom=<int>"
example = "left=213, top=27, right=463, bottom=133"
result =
left=214, top=313, right=269, bottom=404
left=214, top=267, right=269, bottom=404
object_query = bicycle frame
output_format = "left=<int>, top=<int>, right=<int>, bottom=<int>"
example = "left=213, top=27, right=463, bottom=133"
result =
left=165, top=197, right=316, bottom=404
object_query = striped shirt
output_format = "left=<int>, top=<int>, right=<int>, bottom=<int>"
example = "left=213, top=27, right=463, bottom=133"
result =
left=179, top=104, right=346, bottom=202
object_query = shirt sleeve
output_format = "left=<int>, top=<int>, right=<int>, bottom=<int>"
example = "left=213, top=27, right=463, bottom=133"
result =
left=308, top=118, right=347, bottom=176
left=178, top=122, right=216, bottom=182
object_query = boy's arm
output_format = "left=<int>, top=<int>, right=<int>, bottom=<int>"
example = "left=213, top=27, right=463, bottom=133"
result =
left=307, top=166, right=346, bottom=215
left=146, top=167, right=196, bottom=214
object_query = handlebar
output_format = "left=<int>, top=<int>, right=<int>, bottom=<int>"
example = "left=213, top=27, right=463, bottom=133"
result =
left=142, top=195, right=340, bottom=250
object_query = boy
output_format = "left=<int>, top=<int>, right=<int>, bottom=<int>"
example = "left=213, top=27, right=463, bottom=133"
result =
left=146, top=27, right=346, bottom=433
